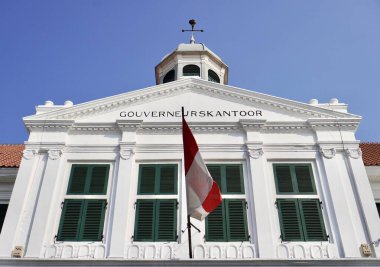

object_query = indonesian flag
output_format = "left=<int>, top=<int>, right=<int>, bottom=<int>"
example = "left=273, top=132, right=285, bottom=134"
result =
left=182, top=115, right=222, bottom=221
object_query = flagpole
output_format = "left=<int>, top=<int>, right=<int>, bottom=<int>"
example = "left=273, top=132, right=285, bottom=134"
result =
left=182, top=106, right=193, bottom=259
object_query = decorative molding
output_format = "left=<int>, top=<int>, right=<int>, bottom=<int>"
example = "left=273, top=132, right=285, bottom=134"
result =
left=48, top=149, right=62, bottom=160
left=248, top=148, right=264, bottom=159
left=120, top=148, right=134, bottom=160
left=23, top=120, right=74, bottom=131
left=320, top=148, right=336, bottom=159
left=345, top=148, right=362, bottom=159
left=22, top=149, right=38, bottom=160
left=117, top=120, right=143, bottom=132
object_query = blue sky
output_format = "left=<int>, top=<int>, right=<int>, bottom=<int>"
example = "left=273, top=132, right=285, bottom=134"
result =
left=0, top=0, right=379, bottom=143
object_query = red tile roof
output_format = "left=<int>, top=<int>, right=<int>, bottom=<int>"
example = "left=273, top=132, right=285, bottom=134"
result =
left=0, top=143, right=379, bottom=167
left=360, top=143, right=380, bottom=166
left=0, top=144, right=25, bottom=168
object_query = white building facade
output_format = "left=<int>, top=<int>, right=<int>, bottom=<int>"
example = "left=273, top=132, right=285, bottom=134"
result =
left=1, top=41, right=380, bottom=266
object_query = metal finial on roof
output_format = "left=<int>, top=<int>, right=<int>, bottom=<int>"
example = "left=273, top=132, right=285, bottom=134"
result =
left=182, top=19, right=204, bottom=44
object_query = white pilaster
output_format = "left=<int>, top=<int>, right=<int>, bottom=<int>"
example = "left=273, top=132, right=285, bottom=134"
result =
left=25, top=148, right=64, bottom=257
left=345, top=148, right=380, bottom=257
left=0, top=149, right=39, bottom=257
left=319, top=147, right=362, bottom=257
left=107, top=145, right=135, bottom=258
left=108, top=121, right=141, bottom=258
left=247, top=145, right=277, bottom=258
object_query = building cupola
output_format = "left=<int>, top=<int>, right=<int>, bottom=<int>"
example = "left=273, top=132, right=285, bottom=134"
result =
left=155, top=20, right=229, bottom=85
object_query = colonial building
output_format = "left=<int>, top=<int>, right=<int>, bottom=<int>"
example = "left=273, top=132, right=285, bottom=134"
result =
left=1, top=34, right=380, bottom=266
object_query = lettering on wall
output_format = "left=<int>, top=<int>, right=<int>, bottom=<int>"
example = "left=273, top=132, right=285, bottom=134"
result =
left=120, top=110, right=263, bottom=118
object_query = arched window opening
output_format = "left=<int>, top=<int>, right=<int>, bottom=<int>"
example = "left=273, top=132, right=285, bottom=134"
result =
left=208, top=69, right=220, bottom=83
left=163, top=69, right=175, bottom=83
left=183, top=65, right=200, bottom=77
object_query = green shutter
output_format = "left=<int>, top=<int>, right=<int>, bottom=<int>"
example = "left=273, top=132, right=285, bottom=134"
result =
left=274, top=165, right=294, bottom=194
left=57, top=199, right=84, bottom=241
left=208, top=165, right=222, bottom=191
left=80, top=200, right=106, bottom=241
left=159, top=166, right=177, bottom=194
left=68, top=165, right=109, bottom=195
left=88, top=166, right=109, bottom=194
left=67, top=166, right=87, bottom=194
left=277, top=199, right=304, bottom=241
left=156, top=199, right=177, bottom=241
left=226, top=199, right=248, bottom=241
left=138, top=166, right=156, bottom=194
left=299, top=199, right=327, bottom=241
left=134, top=200, right=155, bottom=241
left=225, top=165, right=244, bottom=194
left=295, top=166, right=315, bottom=194
left=206, top=200, right=226, bottom=241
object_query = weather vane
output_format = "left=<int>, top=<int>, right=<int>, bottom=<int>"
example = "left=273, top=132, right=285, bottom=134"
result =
left=182, top=19, right=204, bottom=44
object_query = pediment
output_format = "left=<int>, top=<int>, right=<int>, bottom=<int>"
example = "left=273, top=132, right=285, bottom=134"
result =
left=24, top=78, right=360, bottom=125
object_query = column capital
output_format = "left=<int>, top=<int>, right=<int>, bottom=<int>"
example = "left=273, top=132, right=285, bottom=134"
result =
left=345, top=148, right=362, bottom=159
left=48, top=149, right=63, bottom=160
left=319, top=147, right=336, bottom=159
left=248, top=148, right=264, bottom=159
left=119, top=142, right=136, bottom=160
left=22, top=149, right=38, bottom=160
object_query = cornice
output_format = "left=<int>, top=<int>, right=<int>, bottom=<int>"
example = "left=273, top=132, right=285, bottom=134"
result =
left=23, top=120, right=74, bottom=131
left=308, top=118, right=361, bottom=131
left=70, top=123, right=119, bottom=132
left=23, top=79, right=360, bottom=122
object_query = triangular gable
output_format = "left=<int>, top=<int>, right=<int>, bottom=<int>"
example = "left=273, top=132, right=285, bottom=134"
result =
left=23, top=78, right=360, bottom=123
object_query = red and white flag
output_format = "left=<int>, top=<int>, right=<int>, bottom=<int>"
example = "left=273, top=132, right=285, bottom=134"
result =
left=182, top=114, right=222, bottom=221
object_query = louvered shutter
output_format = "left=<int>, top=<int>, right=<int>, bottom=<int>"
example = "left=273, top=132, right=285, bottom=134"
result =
left=57, top=199, right=84, bottom=241
left=226, top=199, right=248, bottom=241
left=275, top=166, right=294, bottom=193
left=206, top=200, right=226, bottom=241
left=295, top=166, right=315, bottom=193
left=79, top=199, right=106, bottom=241
left=207, top=165, right=222, bottom=192
left=68, top=166, right=88, bottom=194
left=134, top=200, right=155, bottom=241
left=139, top=166, right=156, bottom=194
left=88, top=166, right=109, bottom=194
left=299, top=199, right=327, bottom=241
left=159, top=166, right=177, bottom=194
left=156, top=200, right=177, bottom=241
left=225, top=165, right=244, bottom=193
left=277, top=199, right=304, bottom=241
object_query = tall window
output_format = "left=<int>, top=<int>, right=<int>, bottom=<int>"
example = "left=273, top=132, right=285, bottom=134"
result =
left=274, top=164, right=328, bottom=241
left=57, top=164, right=109, bottom=241
left=205, top=164, right=249, bottom=241
left=0, top=204, right=8, bottom=233
left=163, top=69, right=175, bottom=83
left=183, top=65, right=200, bottom=77
left=208, top=69, right=220, bottom=83
left=134, top=164, right=178, bottom=241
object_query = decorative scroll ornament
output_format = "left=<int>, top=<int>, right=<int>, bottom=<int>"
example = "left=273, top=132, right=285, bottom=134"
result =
left=48, top=149, right=62, bottom=160
left=120, top=149, right=134, bottom=160
left=320, top=148, right=336, bottom=159
left=22, top=149, right=37, bottom=160
left=248, top=148, right=264, bottom=159
left=345, top=148, right=362, bottom=159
